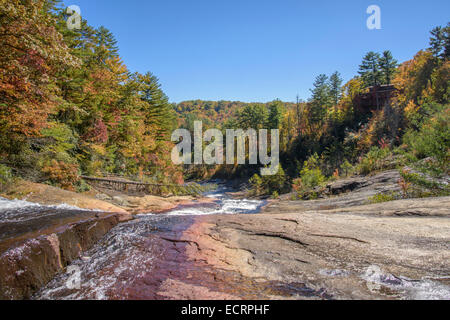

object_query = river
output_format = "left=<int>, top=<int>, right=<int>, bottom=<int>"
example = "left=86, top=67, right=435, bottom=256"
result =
left=1, top=185, right=449, bottom=300
left=28, top=186, right=268, bottom=300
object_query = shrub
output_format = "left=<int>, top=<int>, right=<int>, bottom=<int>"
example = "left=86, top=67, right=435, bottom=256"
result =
left=249, top=165, right=288, bottom=196
left=356, top=146, right=393, bottom=175
left=411, top=157, right=445, bottom=177
left=249, top=174, right=264, bottom=196
left=75, top=179, right=91, bottom=193
left=291, top=178, right=303, bottom=196
left=398, top=176, right=412, bottom=198
left=292, top=154, right=326, bottom=199
left=406, top=102, right=446, bottom=129
left=40, top=122, right=78, bottom=165
left=299, top=154, right=326, bottom=189
left=263, top=165, right=289, bottom=194
left=41, top=160, right=80, bottom=191
left=368, top=192, right=398, bottom=204
left=0, top=164, right=13, bottom=191
left=403, top=108, right=449, bottom=172
left=299, top=167, right=326, bottom=189
left=399, top=169, right=450, bottom=198
left=340, top=159, right=354, bottom=177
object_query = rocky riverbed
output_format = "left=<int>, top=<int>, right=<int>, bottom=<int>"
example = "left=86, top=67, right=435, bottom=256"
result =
left=32, top=172, right=450, bottom=300
left=0, top=198, right=124, bottom=300
left=0, top=180, right=213, bottom=299
left=1, top=172, right=449, bottom=300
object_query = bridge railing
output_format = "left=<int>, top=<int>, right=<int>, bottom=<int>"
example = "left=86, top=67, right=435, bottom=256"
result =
left=80, top=175, right=217, bottom=196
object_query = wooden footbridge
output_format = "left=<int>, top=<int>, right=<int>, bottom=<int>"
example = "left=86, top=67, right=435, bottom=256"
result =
left=80, top=175, right=214, bottom=196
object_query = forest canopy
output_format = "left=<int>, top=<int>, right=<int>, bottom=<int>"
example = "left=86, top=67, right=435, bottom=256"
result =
left=175, top=24, right=449, bottom=198
left=0, top=0, right=182, bottom=190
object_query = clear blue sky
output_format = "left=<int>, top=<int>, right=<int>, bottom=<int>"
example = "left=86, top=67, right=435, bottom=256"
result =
left=63, top=0, right=449, bottom=103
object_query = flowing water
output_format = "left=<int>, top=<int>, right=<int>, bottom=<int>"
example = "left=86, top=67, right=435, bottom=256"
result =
left=0, top=197, right=104, bottom=254
left=29, top=186, right=270, bottom=300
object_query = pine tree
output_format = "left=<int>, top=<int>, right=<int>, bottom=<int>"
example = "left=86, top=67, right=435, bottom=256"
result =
left=42, top=0, right=64, bottom=14
left=358, top=52, right=382, bottom=87
left=442, top=23, right=450, bottom=59
left=379, top=51, right=398, bottom=85
left=237, top=104, right=268, bottom=130
left=430, top=26, right=444, bottom=58
left=329, top=72, right=343, bottom=105
left=309, top=74, right=330, bottom=123
left=138, top=72, right=175, bottom=141
left=429, top=24, right=450, bottom=59
left=267, top=100, right=284, bottom=129
left=96, top=26, right=119, bottom=60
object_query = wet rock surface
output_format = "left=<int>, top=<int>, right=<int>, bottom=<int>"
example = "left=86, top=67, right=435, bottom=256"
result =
left=189, top=206, right=449, bottom=300
left=33, top=215, right=332, bottom=300
left=2, top=173, right=449, bottom=300
left=33, top=201, right=450, bottom=300
left=0, top=200, right=123, bottom=300
left=33, top=175, right=450, bottom=300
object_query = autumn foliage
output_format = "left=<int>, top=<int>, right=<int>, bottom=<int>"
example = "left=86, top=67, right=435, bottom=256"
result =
left=42, top=160, right=79, bottom=191
left=0, top=0, right=182, bottom=189
left=0, top=1, right=448, bottom=194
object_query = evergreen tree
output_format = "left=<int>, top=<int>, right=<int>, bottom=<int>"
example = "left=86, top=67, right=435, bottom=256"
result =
left=444, top=23, right=450, bottom=59
left=379, top=51, right=398, bottom=85
left=309, top=74, right=330, bottom=123
left=138, top=72, right=175, bottom=141
left=267, top=100, right=284, bottom=129
left=42, top=0, right=64, bottom=14
left=329, top=72, right=343, bottom=105
left=237, top=104, right=268, bottom=130
left=358, top=51, right=382, bottom=87
left=430, top=26, right=444, bottom=58
left=429, top=24, right=450, bottom=59
left=96, top=26, right=119, bottom=60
